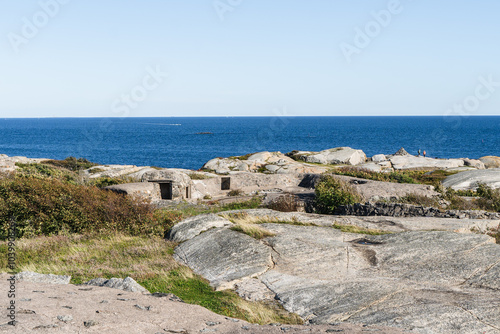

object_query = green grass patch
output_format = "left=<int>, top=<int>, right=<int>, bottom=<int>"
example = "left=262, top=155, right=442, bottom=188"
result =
left=332, top=223, right=390, bottom=235
left=0, top=234, right=302, bottom=324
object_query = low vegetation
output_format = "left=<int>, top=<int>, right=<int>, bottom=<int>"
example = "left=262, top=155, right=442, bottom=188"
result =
left=0, top=176, right=170, bottom=239
left=267, top=194, right=300, bottom=212
left=330, top=167, right=458, bottom=185
left=0, top=234, right=302, bottom=325
left=332, top=223, right=390, bottom=235
left=43, top=156, right=98, bottom=171
left=224, top=212, right=316, bottom=239
left=189, top=172, right=212, bottom=180
left=314, top=175, right=364, bottom=214
left=227, top=189, right=244, bottom=196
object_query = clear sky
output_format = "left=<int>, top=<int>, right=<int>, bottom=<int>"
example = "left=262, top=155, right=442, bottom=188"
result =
left=1, top=0, right=499, bottom=118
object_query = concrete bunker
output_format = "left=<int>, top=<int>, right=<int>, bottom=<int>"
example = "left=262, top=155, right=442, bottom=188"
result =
left=149, top=180, right=191, bottom=201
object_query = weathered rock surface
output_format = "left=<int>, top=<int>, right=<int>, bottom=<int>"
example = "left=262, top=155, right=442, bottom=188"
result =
left=171, top=211, right=500, bottom=333
left=443, top=168, right=500, bottom=190
left=223, top=208, right=500, bottom=235
left=288, top=147, right=367, bottom=166
left=389, top=155, right=465, bottom=170
left=371, top=154, right=387, bottom=162
left=167, top=214, right=233, bottom=242
left=15, top=272, right=71, bottom=285
left=463, top=158, right=486, bottom=169
left=84, top=277, right=148, bottom=293
left=0, top=273, right=408, bottom=334
left=480, top=156, right=500, bottom=169
left=202, top=151, right=327, bottom=174
left=174, top=228, right=272, bottom=290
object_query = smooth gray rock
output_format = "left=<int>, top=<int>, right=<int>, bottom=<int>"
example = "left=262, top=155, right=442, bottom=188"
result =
left=479, top=156, right=500, bottom=169
left=174, top=228, right=271, bottom=289
left=389, top=156, right=465, bottom=170
left=173, top=213, right=500, bottom=333
left=442, top=168, right=500, bottom=190
left=167, top=214, right=233, bottom=242
left=15, top=272, right=71, bottom=285
left=463, top=158, right=485, bottom=169
left=235, top=278, right=275, bottom=301
left=84, top=277, right=148, bottom=293
left=290, top=147, right=366, bottom=166
left=371, top=154, right=387, bottom=162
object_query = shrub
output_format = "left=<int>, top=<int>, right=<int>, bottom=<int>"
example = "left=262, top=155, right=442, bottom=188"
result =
left=227, top=189, right=243, bottom=197
left=0, top=176, right=168, bottom=239
left=314, top=175, right=363, bottom=214
left=398, top=193, right=442, bottom=208
left=476, top=183, right=500, bottom=212
left=43, top=157, right=98, bottom=171
left=267, top=194, right=300, bottom=212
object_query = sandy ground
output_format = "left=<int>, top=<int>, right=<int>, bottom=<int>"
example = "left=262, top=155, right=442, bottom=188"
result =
left=0, top=274, right=413, bottom=334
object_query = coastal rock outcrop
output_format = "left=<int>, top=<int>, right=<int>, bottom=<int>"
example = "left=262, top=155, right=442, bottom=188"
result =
left=480, top=156, right=500, bottom=169
left=202, top=151, right=327, bottom=174
left=288, top=147, right=367, bottom=166
left=442, top=168, right=500, bottom=190
left=169, top=211, right=500, bottom=334
left=389, top=155, right=465, bottom=170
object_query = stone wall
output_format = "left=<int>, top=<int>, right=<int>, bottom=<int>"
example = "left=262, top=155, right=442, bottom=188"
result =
left=336, top=202, right=500, bottom=220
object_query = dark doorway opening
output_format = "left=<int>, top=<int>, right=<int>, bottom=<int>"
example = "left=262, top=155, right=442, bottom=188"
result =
left=159, top=182, right=173, bottom=200
left=221, top=177, right=231, bottom=190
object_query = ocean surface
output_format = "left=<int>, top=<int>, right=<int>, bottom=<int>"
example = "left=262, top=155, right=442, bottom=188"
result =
left=0, top=116, right=499, bottom=170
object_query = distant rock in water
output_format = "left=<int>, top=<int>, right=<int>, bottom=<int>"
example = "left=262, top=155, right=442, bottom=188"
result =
left=394, top=147, right=410, bottom=156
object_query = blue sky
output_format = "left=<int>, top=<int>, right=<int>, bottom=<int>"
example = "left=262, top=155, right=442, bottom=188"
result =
left=1, top=0, right=499, bottom=117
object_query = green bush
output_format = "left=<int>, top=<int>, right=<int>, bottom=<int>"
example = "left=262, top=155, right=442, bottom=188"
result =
left=44, top=157, right=98, bottom=171
left=476, top=183, right=500, bottom=212
left=314, top=175, right=363, bottom=214
left=0, top=176, right=168, bottom=240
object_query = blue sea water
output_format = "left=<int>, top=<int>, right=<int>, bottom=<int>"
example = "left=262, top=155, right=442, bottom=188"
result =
left=0, top=116, right=499, bottom=170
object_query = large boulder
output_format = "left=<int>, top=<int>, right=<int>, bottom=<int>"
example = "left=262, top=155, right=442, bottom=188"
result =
left=463, top=158, right=485, bottom=170
left=479, top=156, right=500, bottom=169
left=442, top=168, right=500, bottom=190
left=289, top=147, right=367, bottom=166
left=371, top=154, right=387, bottom=162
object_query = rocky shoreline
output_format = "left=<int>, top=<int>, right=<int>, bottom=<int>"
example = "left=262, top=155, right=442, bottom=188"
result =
left=2, top=148, right=500, bottom=334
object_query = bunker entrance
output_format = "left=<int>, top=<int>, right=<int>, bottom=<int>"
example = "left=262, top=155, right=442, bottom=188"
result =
left=221, top=177, right=231, bottom=191
left=159, top=182, right=173, bottom=200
